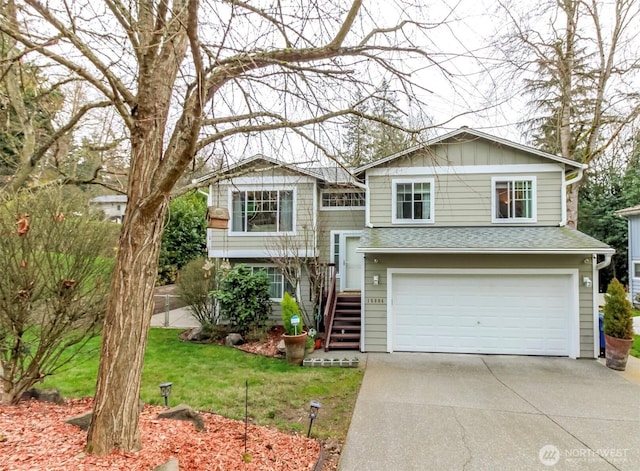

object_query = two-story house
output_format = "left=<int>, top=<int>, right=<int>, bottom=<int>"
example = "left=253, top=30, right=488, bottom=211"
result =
left=197, top=127, right=613, bottom=359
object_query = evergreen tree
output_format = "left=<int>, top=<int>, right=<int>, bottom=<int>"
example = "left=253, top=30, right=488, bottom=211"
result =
left=341, top=80, right=409, bottom=167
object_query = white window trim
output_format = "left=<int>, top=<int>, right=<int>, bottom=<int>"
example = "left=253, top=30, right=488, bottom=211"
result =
left=391, top=178, right=435, bottom=224
left=228, top=187, right=297, bottom=237
left=633, top=261, right=640, bottom=279
left=320, top=189, right=366, bottom=211
left=491, top=176, right=537, bottom=224
left=330, top=230, right=363, bottom=291
left=247, top=263, right=299, bottom=302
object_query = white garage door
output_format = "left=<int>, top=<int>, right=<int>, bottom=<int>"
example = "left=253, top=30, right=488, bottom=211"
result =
left=391, top=272, right=574, bottom=356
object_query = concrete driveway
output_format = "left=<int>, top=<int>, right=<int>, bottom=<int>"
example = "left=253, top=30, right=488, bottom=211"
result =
left=339, top=354, right=640, bottom=470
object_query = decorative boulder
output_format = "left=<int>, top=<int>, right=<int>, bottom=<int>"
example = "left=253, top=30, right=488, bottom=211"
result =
left=225, top=333, right=244, bottom=346
left=22, top=388, right=65, bottom=405
left=154, top=457, right=179, bottom=471
left=66, top=411, right=93, bottom=431
left=66, top=400, right=143, bottom=430
left=157, top=404, right=205, bottom=432
left=185, top=327, right=203, bottom=341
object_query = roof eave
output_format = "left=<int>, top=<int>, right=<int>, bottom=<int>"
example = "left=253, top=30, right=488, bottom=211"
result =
left=356, top=247, right=615, bottom=255
left=191, top=154, right=326, bottom=185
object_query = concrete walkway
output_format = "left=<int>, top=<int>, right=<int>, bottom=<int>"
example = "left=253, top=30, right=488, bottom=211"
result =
left=339, top=354, right=640, bottom=471
left=150, top=306, right=200, bottom=328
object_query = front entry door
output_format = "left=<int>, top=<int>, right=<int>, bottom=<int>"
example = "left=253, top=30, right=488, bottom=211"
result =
left=343, top=235, right=362, bottom=291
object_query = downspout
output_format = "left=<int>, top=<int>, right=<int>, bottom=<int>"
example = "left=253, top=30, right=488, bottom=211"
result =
left=592, top=253, right=613, bottom=358
left=595, top=253, right=612, bottom=271
left=350, top=178, right=373, bottom=228
left=561, top=166, right=585, bottom=226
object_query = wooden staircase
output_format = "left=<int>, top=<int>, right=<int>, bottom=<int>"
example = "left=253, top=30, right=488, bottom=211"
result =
left=325, top=292, right=361, bottom=351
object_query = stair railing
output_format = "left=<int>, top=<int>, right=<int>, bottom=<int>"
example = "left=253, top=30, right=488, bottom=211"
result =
left=323, top=264, right=337, bottom=351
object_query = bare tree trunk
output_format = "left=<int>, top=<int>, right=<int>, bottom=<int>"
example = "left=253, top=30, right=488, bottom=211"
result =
left=86, top=197, right=167, bottom=455
left=87, top=93, right=173, bottom=453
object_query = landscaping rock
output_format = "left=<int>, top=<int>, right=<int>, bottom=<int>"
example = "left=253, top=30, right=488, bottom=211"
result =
left=157, top=404, right=205, bottom=431
left=225, top=333, right=244, bottom=346
left=184, top=327, right=203, bottom=341
left=66, top=411, right=92, bottom=431
left=65, top=400, right=142, bottom=430
left=21, top=388, right=65, bottom=405
left=277, top=339, right=285, bottom=354
left=153, top=457, right=179, bottom=471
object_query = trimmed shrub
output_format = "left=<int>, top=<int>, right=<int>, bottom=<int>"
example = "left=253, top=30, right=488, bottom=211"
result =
left=215, top=265, right=271, bottom=335
left=603, top=278, right=634, bottom=339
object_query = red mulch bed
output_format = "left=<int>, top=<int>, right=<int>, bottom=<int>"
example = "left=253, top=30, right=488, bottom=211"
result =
left=0, top=398, right=320, bottom=470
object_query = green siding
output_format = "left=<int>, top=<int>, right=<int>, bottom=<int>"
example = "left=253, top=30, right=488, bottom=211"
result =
left=317, top=209, right=365, bottom=261
left=208, top=181, right=316, bottom=255
left=368, top=171, right=563, bottom=226
left=362, top=254, right=595, bottom=357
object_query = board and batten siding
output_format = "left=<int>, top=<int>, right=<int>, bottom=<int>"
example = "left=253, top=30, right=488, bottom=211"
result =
left=368, top=170, right=563, bottom=227
left=389, top=137, right=555, bottom=167
left=363, top=254, right=595, bottom=357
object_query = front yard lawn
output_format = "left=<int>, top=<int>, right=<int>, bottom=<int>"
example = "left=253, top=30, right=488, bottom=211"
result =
left=40, top=328, right=363, bottom=440
left=631, top=335, right=640, bottom=359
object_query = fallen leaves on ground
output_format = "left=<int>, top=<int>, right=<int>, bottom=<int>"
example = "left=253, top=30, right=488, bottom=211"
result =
left=0, top=398, right=320, bottom=470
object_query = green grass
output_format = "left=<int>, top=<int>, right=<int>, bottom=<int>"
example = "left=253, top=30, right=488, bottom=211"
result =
left=631, top=335, right=640, bottom=359
left=40, top=329, right=363, bottom=440
left=632, top=310, right=640, bottom=317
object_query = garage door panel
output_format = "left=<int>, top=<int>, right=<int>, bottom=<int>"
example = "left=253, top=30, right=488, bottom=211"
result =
left=391, top=273, right=572, bottom=356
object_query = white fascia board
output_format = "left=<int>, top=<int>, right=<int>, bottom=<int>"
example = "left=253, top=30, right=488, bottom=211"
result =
left=366, top=164, right=562, bottom=177
left=209, top=249, right=317, bottom=258
left=224, top=175, right=316, bottom=185
left=356, top=247, right=616, bottom=255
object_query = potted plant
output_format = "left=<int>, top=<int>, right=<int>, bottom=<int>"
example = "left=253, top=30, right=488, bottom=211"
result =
left=603, top=278, right=635, bottom=371
left=281, top=293, right=307, bottom=366
left=305, top=328, right=318, bottom=355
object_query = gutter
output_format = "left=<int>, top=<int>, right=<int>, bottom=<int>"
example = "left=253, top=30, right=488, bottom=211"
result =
left=356, top=247, right=616, bottom=255
left=595, top=253, right=613, bottom=270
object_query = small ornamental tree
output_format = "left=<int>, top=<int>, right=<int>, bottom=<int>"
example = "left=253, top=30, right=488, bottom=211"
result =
left=215, top=265, right=271, bottom=336
left=0, top=188, right=115, bottom=404
left=281, top=292, right=303, bottom=336
left=603, top=278, right=634, bottom=340
left=177, top=257, right=220, bottom=329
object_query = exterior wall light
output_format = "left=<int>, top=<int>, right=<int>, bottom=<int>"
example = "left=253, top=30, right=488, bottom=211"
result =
left=582, top=277, right=592, bottom=288
left=159, top=382, right=173, bottom=407
left=307, top=400, right=321, bottom=437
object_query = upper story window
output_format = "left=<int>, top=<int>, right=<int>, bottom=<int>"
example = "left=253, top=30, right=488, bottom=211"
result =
left=321, top=190, right=365, bottom=209
left=392, top=178, right=434, bottom=224
left=231, top=190, right=294, bottom=233
left=492, top=177, right=536, bottom=223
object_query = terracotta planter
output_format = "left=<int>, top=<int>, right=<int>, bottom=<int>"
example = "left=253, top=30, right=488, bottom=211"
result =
left=604, top=334, right=633, bottom=371
left=283, top=332, right=308, bottom=366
